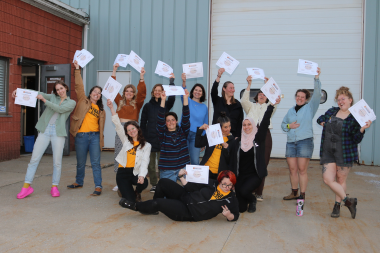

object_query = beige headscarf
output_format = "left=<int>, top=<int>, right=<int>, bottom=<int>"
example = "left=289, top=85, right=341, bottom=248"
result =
left=241, top=117, right=258, bottom=152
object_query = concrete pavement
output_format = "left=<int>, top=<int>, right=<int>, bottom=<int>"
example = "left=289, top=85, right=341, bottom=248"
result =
left=0, top=151, right=379, bottom=253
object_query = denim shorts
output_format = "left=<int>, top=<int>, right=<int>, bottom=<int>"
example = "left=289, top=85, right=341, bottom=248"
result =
left=286, top=137, right=314, bottom=158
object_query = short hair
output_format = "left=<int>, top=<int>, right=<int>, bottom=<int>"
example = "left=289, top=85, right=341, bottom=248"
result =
left=217, top=170, right=237, bottom=185
left=151, top=84, right=163, bottom=97
left=253, top=90, right=269, bottom=103
left=295, top=89, right=311, bottom=100
left=190, top=83, right=206, bottom=103
left=335, top=86, right=354, bottom=106
left=53, top=81, right=69, bottom=96
left=165, top=111, right=178, bottom=122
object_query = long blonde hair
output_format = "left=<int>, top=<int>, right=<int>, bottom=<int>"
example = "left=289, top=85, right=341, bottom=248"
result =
left=117, top=84, right=137, bottom=111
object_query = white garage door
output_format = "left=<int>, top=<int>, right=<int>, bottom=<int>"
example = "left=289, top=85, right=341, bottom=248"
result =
left=209, top=0, right=363, bottom=158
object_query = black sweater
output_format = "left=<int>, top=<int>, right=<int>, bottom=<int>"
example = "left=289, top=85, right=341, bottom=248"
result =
left=182, top=180, right=239, bottom=222
left=195, top=128, right=235, bottom=175
left=229, top=105, right=274, bottom=179
left=211, top=80, right=244, bottom=137
left=140, top=79, right=175, bottom=152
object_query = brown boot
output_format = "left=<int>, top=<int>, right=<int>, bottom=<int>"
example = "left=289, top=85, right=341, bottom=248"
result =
left=135, top=190, right=142, bottom=202
left=283, top=189, right=299, bottom=200
left=344, top=197, right=357, bottom=219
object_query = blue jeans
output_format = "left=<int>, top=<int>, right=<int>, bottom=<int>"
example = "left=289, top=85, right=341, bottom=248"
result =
left=285, top=137, right=314, bottom=158
left=187, top=131, right=200, bottom=165
left=25, top=124, right=66, bottom=185
left=160, top=169, right=181, bottom=183
left=75, top=132, right=102, bottom=188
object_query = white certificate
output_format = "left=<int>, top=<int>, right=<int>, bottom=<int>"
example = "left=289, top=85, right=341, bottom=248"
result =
left=114, top=54, right=129, bottom=68
left=74, top=49, right=94, bottom=68
left=162, top=85, right=185, bottom=96
left=260, top=77, right=281, bottom=104
left=155, top=60, right=173, bottom=78
left=216, top=52, right=240, bottom=75
left=206, top=124, right=224, bottom=147
left=127, top=50, right=145, bottom=73
left=182, top=62, right=203, bottom=79
left=297, top=59, right=318, bottom=76
left=15, top=88, right=38, bottom=107
left=186, top=165, right=209, bottom=184
left=102, top=76, right=122, bottom=102
left=72, top=50, right=80, bottom=63
left=348, top=99, right=376, bottom=127
left=247, top=67, right=265, bottom=80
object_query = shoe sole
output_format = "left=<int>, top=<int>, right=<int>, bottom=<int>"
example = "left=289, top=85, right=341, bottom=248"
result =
left=67, top=186, right=83, bottom=189
left=256, top=199, right=263, bottom=202
left=17, top=188, right=34, bottom=199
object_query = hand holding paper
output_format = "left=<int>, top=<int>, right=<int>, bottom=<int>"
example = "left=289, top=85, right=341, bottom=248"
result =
left=102, top=76, right=122, bottom=102
left=14, top=88, right=38, bottom=108
left=260, top=77, right=282, bottom=104
left=128, top=50, right=145, bottom=73
left=297, top=59, right=318, bottom=76
left=216, top=52, right=239, bottom=75
left=348, top=99, right=376, bottom=127
left=246, top=68, right=265, bottom=80
left=182, top=62, right=203, bottom=79
left=185, top=165, right=209, bottom=184
left=206, top=124, right=224, bottom=147
left=155, top=60, right=173, bottom=78
left=73, top=49, right=94, bottom=68
left=114, top=54, right=129, bottom=68
left=162, top=85, right=185, bottom=96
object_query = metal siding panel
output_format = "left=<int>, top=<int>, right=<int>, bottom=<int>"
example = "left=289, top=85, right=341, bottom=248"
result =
left=109, top=0, right=121, bottom=67
left=211, top=0, right=363, bottom=159
left=362, top=0, right=379, bottom=165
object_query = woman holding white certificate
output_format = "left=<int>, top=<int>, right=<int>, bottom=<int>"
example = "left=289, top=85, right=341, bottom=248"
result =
left=317, top=87, right=372, bottom=219
left=111, top=63, right=146, bottom=192
left=211, top=68, right=244, bottom=138
left=119, top=170, right=239, bottom=222
left=281, top=68, right=321, bottom=201
left=229, top=97, right=280, bottom=213
left=181, top=73, right=208, bottom=165
left=195, top=112, right=234, bottom=180
left=12, top=81, right=76, bottom=199
left=241, top=76, right=277, bottom=201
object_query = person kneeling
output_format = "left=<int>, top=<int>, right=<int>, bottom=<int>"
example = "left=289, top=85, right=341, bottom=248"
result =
left=119, top=170, right=239, bottom=222
left=107, top=99, right=150, bottom=204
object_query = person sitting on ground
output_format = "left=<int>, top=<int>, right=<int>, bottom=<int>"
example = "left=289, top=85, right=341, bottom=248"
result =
left=119, top=170, right=239, bottom=222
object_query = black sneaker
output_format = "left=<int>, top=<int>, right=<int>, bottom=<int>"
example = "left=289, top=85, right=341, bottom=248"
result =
left=150, top=186, right=156, bottom=193
left=331, top=203, right=340, bottom=218
left=248, top=195, right=257, bottom=213
left=119, top=198, right=136, bottom=211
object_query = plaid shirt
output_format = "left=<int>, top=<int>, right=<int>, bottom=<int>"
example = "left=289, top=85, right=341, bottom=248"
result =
left=317, top=107, right=365, bottom=164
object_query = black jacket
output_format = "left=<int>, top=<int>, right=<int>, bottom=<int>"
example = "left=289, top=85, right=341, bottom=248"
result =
left=195, top=127, right=234, bottom=175
left=140, top=79, right=175, bottom=152
left=182, top=180, right=239, bottom=222
left=211, top=80, right=244, bottom=137
left=229, top=105, right=274, bottom=179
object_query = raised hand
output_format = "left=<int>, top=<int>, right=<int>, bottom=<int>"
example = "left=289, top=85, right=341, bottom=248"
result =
left=315, top=67, right=321, bottom=79
left=181, top=73, right=186, bottom=82
left=218, top=68, right=225, bottom=77
left=264, top=77, right=269, bottom=83
left=184, top=89, right=189, bottom=99
left=271, top=95, right=281, bottom=106
left=113, top=63, right=119, bottom=71
left=170, top=73, right=175, bottom=79
left=161, top=90, right=167, bottom=100
left=12, top=89, right=17, bottom=99
left=73, top=60, right=80, bottom=70
left=107, top=99, right=113, bottom=109
left=246, top=75, right=252, bottom=84
left=140, top=67, right=146, bottom=78
left=360, top=120, right=372, bottom=133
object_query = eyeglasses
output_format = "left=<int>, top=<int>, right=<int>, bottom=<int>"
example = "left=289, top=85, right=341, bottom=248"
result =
left=127, top=127, right=137, bottom=133
left=221, top=183, right=233, bottom=188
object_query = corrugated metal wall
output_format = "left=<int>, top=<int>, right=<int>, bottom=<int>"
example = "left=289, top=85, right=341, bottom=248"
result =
left=361, top=0, right=380, bottom=166
left=60, top=0, right=210, bottom=117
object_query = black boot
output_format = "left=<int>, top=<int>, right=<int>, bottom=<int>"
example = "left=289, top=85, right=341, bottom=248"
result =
left=248, top=195, right=257, bottom=213
left=331, top=203, right=340, bottom=218
left=344, top=197, right=357, bottom=219
left=119, top=198, right=136, bottom=211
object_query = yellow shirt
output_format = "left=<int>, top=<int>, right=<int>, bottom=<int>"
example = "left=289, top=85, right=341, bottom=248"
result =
left=119, top=141, right=139, bottom=168
left=205, top=136, right=229, bottom=174
left=78, top=104, right=100, bottom=133
left=210, top=185, right=230, bottom=200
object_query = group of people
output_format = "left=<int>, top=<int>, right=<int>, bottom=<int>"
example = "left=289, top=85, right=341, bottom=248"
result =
left=13, top=61, right=372, bottom=221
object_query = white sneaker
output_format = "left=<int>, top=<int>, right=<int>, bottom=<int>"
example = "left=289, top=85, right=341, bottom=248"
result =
left=255, top=194, right=263, bottom=202
left=112, top=185, right=118, bottom=192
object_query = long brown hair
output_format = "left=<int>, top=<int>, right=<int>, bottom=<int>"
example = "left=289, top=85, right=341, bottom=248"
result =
left=117, top=84, right=137, bottom=111
left=124, top=121, right=146, bottom=149
left=222, top=81, right=236, bottom=104
left=53, top=80, right=69, bottom=96
left=151, top=84, right=163, bottom=97
left=87, top=86, right=104, bottom=111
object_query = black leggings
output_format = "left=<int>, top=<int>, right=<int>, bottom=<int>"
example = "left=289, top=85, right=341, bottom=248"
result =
left=116, top=167, right=148, bottom=202
left=136, top=178, right=194, bottom=221
left=235, top=175, right=262, bottom=212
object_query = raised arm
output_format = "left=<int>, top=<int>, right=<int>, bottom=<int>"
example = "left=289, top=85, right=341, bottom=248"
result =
left=241, top=75, right=254, bottom=114
left=157, top=91, right=167, bottom=141
left=309, top=67, right=322, bottom=116
left=166, top=73, right=176, bottom=111
left=107, top=99, right=128, bottom=143
left=180, top=89, right=190, bottom=137
left=211, top=68, right=225, bottom=105
left=73, top=61, right=86, bottom=101
left=135, top=67, right=147, bottom=110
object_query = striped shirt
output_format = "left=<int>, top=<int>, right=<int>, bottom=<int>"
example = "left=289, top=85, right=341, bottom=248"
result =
left=317, top=107, right=365, bottom=164
left=157, top=105, right=190, bottom=170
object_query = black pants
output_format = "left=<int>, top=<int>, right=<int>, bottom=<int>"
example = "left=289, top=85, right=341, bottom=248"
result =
left=136, top=178, right=193, bottom=221
left=209, top=170, right=218, bottom=180
left=116, top=167, right=148, bottom=202
left=235, top=174, right=262, bottom=212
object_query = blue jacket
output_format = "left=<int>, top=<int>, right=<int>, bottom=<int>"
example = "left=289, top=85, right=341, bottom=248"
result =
left=281, top=78, right=321, bottom=142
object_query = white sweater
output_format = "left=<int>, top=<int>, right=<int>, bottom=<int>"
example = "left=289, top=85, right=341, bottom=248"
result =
left=241, top=90, right=277, bottom=129
left=112, top=114, right=151, bottom=177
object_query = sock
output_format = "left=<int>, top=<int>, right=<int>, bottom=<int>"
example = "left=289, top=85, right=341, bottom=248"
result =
left=52, top=185, right=57, bottom=188
left=23, top=183, right=30, bottom=188
left=300, top=192, right=305, bottom=199
left=292, top=188, right=298, bottom=196
left=342, top=196, right=347, bottom=203
left=335, top=201, right=341, bottom=205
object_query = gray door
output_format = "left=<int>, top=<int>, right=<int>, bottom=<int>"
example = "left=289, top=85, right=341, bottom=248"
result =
left=40, top=64, right=71, bottom=156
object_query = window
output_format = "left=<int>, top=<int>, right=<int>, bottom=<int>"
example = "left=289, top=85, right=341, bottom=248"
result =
left=0, top=57, right=9, bottom=114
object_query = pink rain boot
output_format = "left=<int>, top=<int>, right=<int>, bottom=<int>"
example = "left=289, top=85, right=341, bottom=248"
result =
left=51, top=187, right=60, bottom=197
left=17, top=186, right=34, bottom=199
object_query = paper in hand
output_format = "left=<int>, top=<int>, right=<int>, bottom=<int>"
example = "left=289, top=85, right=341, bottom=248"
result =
left=348, top=99, right=376, bottom=127
left=185, top=165, right=209, bottom=184
left=102, top=76, right=122, bottom=102
left=247, top=68, right=265, bottom=80
left=297, top=59, right=318, bottom=76
left=114, top=54, right=129, bottom=68
left=260, top=77, right=281, bottom=104
left=127, top=50, right=145, bottom=73
left=15, top=88, right=38, bottom=108
left=74, top=49, right=94, bottom=68
left=216, top=52, right=240, bottom=75
left=182, top=62, right=203, bottom=79
left=162, top=85, right=185, bottom=96
left=206, top=124, right=224, bottom=147
left=155, top=61, right=173, bottom=78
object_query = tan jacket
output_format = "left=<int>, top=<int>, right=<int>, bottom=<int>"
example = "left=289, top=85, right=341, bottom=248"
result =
left=70, top=69, right=106, bottom=150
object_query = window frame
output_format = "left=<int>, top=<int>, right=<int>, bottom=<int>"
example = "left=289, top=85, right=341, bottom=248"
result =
left=0, top=56, right=9, bottom=115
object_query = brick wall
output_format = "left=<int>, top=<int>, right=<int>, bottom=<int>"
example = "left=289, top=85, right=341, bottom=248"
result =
left=0, top=0, right=83, bottom=161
